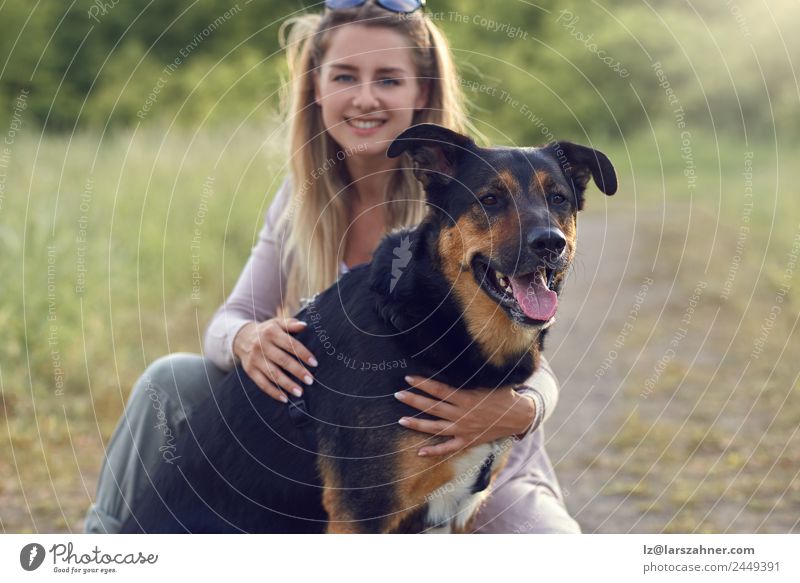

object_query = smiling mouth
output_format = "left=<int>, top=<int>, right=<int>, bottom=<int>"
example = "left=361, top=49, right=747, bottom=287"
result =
left=471, top=256, right=560, bottom=325
left=346, top=118, right=387, bottom=130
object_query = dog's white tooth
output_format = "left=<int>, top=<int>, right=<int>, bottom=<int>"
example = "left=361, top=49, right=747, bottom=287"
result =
left=496, top=274, right=512, bottom=294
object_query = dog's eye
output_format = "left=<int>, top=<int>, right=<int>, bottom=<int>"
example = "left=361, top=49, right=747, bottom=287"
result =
left=549, top=193, right=567, bottom=205
left=480, top=195, right=498, bottom=206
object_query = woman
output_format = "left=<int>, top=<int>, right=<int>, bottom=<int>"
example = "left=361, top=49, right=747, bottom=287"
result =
left=85, top=0, right=579, bottom=534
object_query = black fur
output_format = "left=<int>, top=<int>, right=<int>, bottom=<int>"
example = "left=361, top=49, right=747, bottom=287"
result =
left=121, top=124, right=616, bottom=533
left=120, top=227, right=536, bottom=533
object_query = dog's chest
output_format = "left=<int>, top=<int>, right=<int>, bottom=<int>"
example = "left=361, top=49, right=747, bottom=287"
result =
left=423, top=439, right=512, bottom=533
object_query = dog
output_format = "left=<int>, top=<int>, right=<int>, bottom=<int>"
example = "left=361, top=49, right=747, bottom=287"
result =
left=120, top=123, right=617, bottom=533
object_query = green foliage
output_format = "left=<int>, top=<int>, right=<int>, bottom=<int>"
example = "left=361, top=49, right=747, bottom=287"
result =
left=1, top=1, right=797, bottom=140
left=1, top=125, right=287, bottom=408
left=0, top=0, right=304, bottom=130
left=435, top=0, right=799, bottom=143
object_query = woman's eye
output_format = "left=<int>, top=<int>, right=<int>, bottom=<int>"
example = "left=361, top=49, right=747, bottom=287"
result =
left=549, top=193, right=567, bottom=205
left=377, top=77, right=400, bottom=87
left=333, top=74, right=355, bottom=83
left=480, top=195, right=498, bottom=206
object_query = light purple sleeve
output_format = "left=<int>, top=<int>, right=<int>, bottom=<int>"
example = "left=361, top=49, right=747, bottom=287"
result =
left=515, top=355, right=559, bottom=436
left=202, top=178, right=292, bottom=372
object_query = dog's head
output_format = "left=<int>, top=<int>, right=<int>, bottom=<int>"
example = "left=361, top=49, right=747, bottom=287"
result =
left=387, top=123, right=617, bottom=361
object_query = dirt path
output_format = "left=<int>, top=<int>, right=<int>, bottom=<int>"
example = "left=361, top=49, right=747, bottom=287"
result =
left=543, top=201, right=799, bottom=533
left=544, top=202, right=655, bottom=532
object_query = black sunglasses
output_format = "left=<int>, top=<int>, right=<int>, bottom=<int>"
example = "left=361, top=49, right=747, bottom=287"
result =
left=325, top=0, right=426, bottom=15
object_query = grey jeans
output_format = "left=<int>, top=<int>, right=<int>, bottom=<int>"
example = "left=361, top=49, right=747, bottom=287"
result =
left=85, top=353, right=580, bottom=534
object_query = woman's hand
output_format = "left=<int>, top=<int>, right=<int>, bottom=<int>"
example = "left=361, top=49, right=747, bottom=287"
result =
left=395, top=375, right=535, bottom=457
left=233, top=318, right=318, bottom=403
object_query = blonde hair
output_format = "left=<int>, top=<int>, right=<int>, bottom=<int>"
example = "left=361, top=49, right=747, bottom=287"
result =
left=278, top=3, right=469, bottom=314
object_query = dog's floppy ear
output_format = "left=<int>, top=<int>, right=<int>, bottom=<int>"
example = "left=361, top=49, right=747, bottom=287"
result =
left=387, top=123, right=474, bottom=190
left=548, top=141, right=617, bottom=209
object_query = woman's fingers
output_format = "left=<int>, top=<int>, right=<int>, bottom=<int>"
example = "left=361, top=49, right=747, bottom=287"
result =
left=265, top=345, right=313, bottom=388
left=273, top=328, right=318, bottom=369
left=248, top=367, right=289, bottom=403
left=397, top=416, right=456, bottom=436
left=236, top=317, right=318, bottom=403
left=258, top=351, right=306, bottom=397
left=244, top=344, right=305, bottom=400
left=394, top=389, right=460, bottom=421
left=275, top=317, right=309, bottom=334
left=404, top=375, right=463, bottom=405
left=418, top=437, right=468, bottom=457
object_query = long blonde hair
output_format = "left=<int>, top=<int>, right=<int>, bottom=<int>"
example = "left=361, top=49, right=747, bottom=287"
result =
left=278, top=3, right=469, bottom=314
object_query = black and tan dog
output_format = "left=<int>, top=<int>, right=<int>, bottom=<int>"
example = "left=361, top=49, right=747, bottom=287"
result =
left=121, top=123, right=617, bottom=533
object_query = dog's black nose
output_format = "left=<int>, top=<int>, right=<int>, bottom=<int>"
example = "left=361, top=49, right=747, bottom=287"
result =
left=527, top=227, right=566, bottom=259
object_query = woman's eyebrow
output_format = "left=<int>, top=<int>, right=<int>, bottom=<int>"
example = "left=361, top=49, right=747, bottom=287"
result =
left=329, top=63, right=409, bottom=75
left=375, top=67, right=407, bottom=75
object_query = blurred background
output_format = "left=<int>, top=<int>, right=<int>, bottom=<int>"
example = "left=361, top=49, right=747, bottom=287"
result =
left=0, top=0, right=797, bottom=533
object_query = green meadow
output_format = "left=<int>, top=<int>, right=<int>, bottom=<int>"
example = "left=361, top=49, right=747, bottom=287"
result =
left=0, top=0, right=798, bottom=532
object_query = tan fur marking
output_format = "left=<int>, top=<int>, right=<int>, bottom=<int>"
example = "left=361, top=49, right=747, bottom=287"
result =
left=322, top=433, right=514, bottom=533
left=376, top=432, right=454, bottom=533
left=496, top=168, right=521, bottom=197
left=531, top=170, right=555, bottom=195
left=383, top=433, right=515, bottom=533
left=438, top=217, right=537, bottom=367
left=552, top=209, right=578, bottom=290
left=561, top=215, right=577, bottom=253
left=319, top=457, right=360, bottom=534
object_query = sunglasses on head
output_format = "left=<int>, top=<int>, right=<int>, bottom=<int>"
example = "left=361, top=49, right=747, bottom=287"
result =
left=325, top=0, right=426, bottom=15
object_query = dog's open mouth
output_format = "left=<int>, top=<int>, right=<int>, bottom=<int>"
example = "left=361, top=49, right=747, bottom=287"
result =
left=471, top=256, right=559, bottom=324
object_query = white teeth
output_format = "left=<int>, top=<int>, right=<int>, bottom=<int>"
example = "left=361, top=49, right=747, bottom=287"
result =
left=349, top=119, right=384, bottom=129
left=497, top=275, right=512, bottom=294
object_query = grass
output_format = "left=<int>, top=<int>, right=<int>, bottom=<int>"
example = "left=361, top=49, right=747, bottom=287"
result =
left=1, top=123, right=797, bottom=532
left=1, top=122, right=288, bottom=532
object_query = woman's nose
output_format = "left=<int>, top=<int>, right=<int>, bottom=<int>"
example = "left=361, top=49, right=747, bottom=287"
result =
left=353, top=81, right=380, bottom=110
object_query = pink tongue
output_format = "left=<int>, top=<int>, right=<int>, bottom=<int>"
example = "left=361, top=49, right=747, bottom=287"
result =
left=509, top=272, right=558, bottom=321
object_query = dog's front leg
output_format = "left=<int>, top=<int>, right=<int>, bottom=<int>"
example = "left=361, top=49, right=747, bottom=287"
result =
left=318, top=457, right=362, bottom=533
left=322, top=487, right=366, bottom=533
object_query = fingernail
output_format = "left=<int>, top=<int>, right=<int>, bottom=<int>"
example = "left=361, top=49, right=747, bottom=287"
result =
left=304, top=375, right=314, bottom=386
left=297, top=321, right=308, bottom=326
left=418, top=450, right=428, bottom=457
left=280, top=394, right=288, bottom=403
left=394, top=391, right=405, bottom=400
left=404, top=376, right=414, bottom=384
left=398, top=417, right=409, bottom=426
left=309, top=357, right=319, bottom=367
left=292, top=387, right=303, bottom=397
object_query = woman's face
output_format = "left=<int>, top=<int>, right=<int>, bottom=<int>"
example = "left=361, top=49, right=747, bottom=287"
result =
left=314, top=24, right=429, bottom=160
